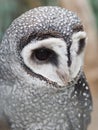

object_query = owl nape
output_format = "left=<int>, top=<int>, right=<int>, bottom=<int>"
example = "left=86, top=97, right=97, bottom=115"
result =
left=0, top=6, right=92, bottom=130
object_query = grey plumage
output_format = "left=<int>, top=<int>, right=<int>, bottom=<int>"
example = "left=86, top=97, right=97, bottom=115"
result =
left=0, top=6, right=92, bottom=130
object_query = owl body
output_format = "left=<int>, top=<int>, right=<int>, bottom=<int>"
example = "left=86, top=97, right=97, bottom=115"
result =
left=0, top=6, right=92, bottom=130
left=0, top=71, right=92, bottom=130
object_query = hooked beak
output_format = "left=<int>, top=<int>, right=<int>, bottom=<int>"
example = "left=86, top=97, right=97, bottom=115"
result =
left=56, top=69, right=70, bottom=86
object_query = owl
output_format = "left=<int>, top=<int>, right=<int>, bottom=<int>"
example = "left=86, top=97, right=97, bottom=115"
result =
left=0, top=6, right=92, bottom=130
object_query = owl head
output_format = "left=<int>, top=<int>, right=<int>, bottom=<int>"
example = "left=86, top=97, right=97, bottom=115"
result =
left=0, top=6, right=87, bottom=87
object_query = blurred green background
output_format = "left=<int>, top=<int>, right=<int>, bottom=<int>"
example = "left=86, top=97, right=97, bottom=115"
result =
left=90, top=0, right=98, bottom=28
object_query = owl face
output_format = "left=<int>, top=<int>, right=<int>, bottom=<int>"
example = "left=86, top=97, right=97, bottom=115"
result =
left=1, top=6, right=87, bottom=86
left=21, top=32, right=86, bottom=86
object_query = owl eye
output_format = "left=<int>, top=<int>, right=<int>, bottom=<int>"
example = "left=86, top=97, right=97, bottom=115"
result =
left=33, top=47, right=54, bottom=61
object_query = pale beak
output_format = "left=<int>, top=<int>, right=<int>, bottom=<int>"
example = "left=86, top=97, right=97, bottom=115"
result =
left=56, top=69, right=70, bottom=86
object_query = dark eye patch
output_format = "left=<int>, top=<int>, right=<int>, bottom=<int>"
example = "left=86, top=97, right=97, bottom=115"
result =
left=77, top=38, right=86, bottom=55
left=34, top=48, right=53, bottom=61
left=31, top=47, right=58, bottom=66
